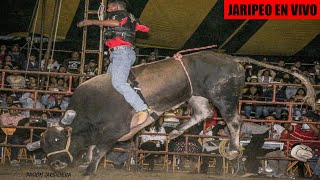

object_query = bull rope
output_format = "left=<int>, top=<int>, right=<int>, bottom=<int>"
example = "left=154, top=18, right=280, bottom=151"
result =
left=173, top=44, right=217, bottom=95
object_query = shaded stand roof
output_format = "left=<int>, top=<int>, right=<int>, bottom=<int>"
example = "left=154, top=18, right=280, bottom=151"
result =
left=0, top=0, right=319, bottom=58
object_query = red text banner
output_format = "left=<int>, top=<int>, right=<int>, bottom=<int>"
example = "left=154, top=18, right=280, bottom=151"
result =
left=224, top=0, right=320, bottom=19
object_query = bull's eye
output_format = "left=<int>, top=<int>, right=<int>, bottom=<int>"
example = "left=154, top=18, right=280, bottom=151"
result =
left=54, top=138, right=59, bottom=142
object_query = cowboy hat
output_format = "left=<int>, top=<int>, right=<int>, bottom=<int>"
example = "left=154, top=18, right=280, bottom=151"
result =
left=291, top=145, right=313, bottom=162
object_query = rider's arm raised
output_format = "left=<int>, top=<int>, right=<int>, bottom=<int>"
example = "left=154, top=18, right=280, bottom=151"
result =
left=77, top=19, right=119, bottom=28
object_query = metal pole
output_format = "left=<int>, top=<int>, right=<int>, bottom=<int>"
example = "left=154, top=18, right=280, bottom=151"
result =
left=39, top=0, right=46, bottom=69
left=80, top=0, right=89, bottom=83
left=41, top=0, right=62, bottom=88
left=43, top=0, right=61, bottom=70
left=38, top=0, right=46, bottom=86
left=97, top=0, right=107, bottom=75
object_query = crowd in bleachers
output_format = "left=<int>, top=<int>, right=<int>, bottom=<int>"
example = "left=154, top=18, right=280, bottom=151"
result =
left=0, top=43, right=320, bottom=179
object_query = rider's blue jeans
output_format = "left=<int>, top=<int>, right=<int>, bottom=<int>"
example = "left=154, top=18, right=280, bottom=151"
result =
left=107, top=46, right=147, bottom=112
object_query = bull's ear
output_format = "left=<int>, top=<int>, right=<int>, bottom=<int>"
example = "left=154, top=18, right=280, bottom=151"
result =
left=64, top=127, right=72, bottom=137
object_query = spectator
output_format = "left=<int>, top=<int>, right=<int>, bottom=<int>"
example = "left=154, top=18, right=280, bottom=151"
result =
left=0, top=94, right=16, bottom=114
left=147, top=51, right=156, bottom=62
left=4, top=55, right=14, bottom=67
left=309, top=62, right=320, bottom=83
left=71, top=75, right=80, bottom=90
left=245, top=63, right=253, bottom=81
left=41, top=58, right=60, bottom=72
left=265, top=111, right=320, bottom=178
left=280, top=109, right=289, bottom=120
left=47, top=77, right=58, bottom=90
left=42, top=94, right=69, bottom=110
left=84, top=59, right=98, bottom=78
left=57, top=78, right=67, bottom=91
left=140, top=121, right=166, bottom=171
left=19, top=92, right=44, bottom=117
left=22, top=54, right=39, bottom=71
left=291, top=88, right=306, bottom=102
left=285, top=78, right=302, bottom=99
left=294, top=61, right=304, bottom=71
left=277, top=60, right=286, bottom=68
left=312, top=156, right=320, bottom=179
left=0, top=44, right=8, bottom=62
left=8, top=117, right=47, bottom=166
left=63, top=51, right=81, bottom=73
left=291, top=88, right=307, bottom=120
left=258, top=69, right=276, bottom=83
left=57, top=66, right=68, bottom=81
left=262, top=86, right=287, bottom=119
left=200, top=123, right=225, bottom=174
left=46, top=106, right=63, bottom=125
left=8, top=44, right=26, bottom=68
left=102, top=56, right=110, bottom=74
left=241, top=85, right=264, bottom=119
left=270, top=123, right=285, bottom=139
left=139, top=58, right=147, bottom=64
left=26, top=76, right=38, bottom=89
left=6, top=66, right=26, bottom=89
left=170, top=124, right=202, bottom=172
left=282, top=73, right=293, bottom=83
left=161, top=111, right=180, bottom=133
left=0, top=103, right=25, bottom=126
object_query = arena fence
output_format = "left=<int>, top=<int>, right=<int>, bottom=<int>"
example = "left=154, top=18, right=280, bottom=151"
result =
left=0, top=69, right=320, bottom=176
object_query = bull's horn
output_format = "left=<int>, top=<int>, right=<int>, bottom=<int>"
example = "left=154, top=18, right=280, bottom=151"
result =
left=26, top=141, right=41, bottom=151
left=60, top=110, right=77, bottom=125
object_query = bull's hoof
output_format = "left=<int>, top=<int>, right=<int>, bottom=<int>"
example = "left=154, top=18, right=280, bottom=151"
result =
left=168, top=130, right=183, bottom=140
left=227, top=150, right=239, bottom=160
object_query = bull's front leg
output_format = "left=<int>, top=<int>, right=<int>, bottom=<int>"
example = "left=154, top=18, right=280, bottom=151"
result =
left=168, top=96, right=212, bottom=139
left=78, top=145, right=96, bottom=172
left=225, top=113, right=243, bottom=160
left=82, top=146, right=109, bottom=177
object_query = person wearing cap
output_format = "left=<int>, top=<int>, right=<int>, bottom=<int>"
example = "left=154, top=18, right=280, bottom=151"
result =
left=78, top=0, right=151, bottom=128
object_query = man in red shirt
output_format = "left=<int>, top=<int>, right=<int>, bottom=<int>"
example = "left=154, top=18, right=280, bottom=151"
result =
left=264, top=112, right=319, bottom=178
left=78, top=0, right=150, bottom=128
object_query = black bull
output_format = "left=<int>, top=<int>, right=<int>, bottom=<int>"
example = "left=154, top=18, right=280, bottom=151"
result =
left=27, top=51, right=315, bottom=176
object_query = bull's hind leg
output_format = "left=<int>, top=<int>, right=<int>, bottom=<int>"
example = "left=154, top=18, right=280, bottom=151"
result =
left=168, top=96, right=213, bottom=139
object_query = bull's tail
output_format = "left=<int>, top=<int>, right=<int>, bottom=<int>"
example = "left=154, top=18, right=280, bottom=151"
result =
left=235, top=57, right=316, bottom=110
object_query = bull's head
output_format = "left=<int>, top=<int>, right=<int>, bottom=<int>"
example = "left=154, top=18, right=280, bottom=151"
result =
left=27, top=110, right=76, bottom=170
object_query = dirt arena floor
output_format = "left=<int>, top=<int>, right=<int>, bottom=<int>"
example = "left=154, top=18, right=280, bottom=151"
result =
left=0, top=162, right=282, bottom=180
